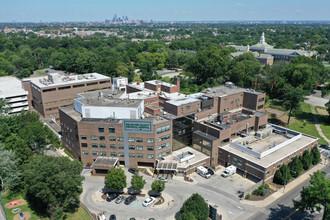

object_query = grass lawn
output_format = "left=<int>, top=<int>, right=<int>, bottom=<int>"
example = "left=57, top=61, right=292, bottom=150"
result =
left=64, top=206, right=91, bottom=220
left=315, top=106, right=330, bottom=141
left=1, top=191, right=91, bottom=220
left=1, top=191, right=41, bottom=220
left=287, top=103, right=328, bottom=145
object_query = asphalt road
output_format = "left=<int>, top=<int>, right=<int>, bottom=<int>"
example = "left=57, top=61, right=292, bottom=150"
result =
left=248, top=163, right=329, bottom=220
left=80, top=168, right=258, bottom=220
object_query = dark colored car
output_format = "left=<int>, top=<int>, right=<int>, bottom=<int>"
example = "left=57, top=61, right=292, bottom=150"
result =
left=128, top=168, right=139, bottom=174
left=109, top=215, right=116, bottom=220
left=124, top=195, right=136, bottom=205
left=320, top=145, right=330, bottom=150
left=106, top=193, right=119, bottom=202
left=205, top=167, right=215, bottom=175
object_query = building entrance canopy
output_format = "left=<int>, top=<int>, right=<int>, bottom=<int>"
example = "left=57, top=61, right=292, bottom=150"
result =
left=156, top=161, right=178, bottom=171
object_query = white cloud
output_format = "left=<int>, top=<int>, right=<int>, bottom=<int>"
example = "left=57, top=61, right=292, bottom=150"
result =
left=236, top=3, right=244, bottom=7
left=296, top=9, right=304, bottom=13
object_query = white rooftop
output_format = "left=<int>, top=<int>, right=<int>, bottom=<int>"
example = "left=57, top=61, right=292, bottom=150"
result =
left=28, top=72, right=110, bottom=88
left=0, top=76, right=28, bottom=98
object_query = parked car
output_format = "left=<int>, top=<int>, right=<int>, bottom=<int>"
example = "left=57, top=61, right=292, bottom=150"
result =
left=109, top=215, right=116, bottom=220
left=156, top=177, right=168, bottom=183
left=125, top=195, right=136, bottom=205
left=221, top=165, right=237, bottom=177
left=106, top=193, right=119, bottom=202
left=128, top=168, right=139, bottom=174
left=206, top=167, right=215, bottom=175
left=142, top=197, right=156, bottom=207
left=115, top=195, right=125, bottom=204
left=320, top=144, right=330, bottom=150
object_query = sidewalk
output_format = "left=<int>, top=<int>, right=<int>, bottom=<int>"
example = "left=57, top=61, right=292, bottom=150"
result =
left=241, top=157, right=327, bottom=208
left=311, top=107, right=330, bottom=145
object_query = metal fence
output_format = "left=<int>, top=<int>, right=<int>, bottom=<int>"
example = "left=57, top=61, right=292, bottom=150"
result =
left=0, top=195, right=8, bottom=220
left=80, top=201, right=96, bottom=220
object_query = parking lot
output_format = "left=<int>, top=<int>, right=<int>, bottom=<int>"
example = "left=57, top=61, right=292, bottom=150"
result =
left=191, top=167, right=257, bottom=196
left=81, top=167, right=260, bottom=220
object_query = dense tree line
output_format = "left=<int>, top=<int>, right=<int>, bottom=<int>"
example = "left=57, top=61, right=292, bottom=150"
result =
left=0, top=108, right=83, bottom=219
left=273, top=146, right=320, bottom=185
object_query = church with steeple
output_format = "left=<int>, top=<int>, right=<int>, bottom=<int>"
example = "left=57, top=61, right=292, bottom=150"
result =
left=229, top=33, right=315, bottom=65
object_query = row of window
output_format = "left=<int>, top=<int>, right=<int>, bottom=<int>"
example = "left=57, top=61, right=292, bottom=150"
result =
left=157, top=134, right=170, bottom=142
left=156, top=124, right=171, bottom=134
left=98, top=126, right=116, bottom=133
left=157, top=142, right=171, bottom=150
left=82, top=143, right=155, bottom=151
left=157, top=150, right=170, bottom=158
left=82, top=150, right=154, bottom=159
left=81, top=135, right=154, bottom=143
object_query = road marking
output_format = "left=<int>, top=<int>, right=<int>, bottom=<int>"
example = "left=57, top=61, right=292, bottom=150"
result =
left=228, top=211, right=234, bottom=215
left=237, top=206, right=243, bottom=210
left=294, top=195, right=301, bottom=200
left=283, top=208, right=299, bottom=220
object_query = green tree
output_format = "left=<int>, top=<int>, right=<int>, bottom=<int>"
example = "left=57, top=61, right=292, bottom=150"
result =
left=282, top=85, right=305, bottom=124
left=166, top=51, right=179, bottom=69
left=180, top=193, right=209, bottom=220
left=301, top=150, right=312, bottom=170
left=0, top=98, right=10, bottom=115
left=0, top=147, right=21, bottom=191
left=293, top=171, right=330, bottom=220
left=288, top=156, right=303, bottom=178
left=177, top=211, right=197, bottom=220
left=23, top=156, right=84, bottom=218
left=151, top=180, right=165, bottom=194
left=105, top=168, right=127, bottom=191
left=130, top=174, right=146, bottom=193
left=186, top=47, right=231, bottom=85
left=311, top=146, right=321, bottom=165
left=273, top=164, right=291, bottom=185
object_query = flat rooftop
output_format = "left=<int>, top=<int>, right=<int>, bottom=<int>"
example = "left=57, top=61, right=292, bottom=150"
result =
left=202, top=85, right=263, bottom=97
left=60, top=105, right=169, bottom=124
left=162, top=146, right=209, bottom=169
left=221, top=129, right=317, bottom=168
left=76, top=89, right=142, bottom=108
left=0, top=76, right=28, bottom=98
left=29, top=72, right=110, bottom=88
left=93, top=157, right=118, bottom=167
left=146, top=80, right=177, bottom=87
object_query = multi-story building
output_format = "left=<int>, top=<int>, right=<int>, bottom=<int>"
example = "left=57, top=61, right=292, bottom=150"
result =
left=59, top=89, right=172, bottom=174
left=230, top=33, right=315, bottom=63
left=0, top=76, right=29, bottom=114
left=218, top=124, right=318, bottom=183
left=23, top=72, right=111, bottom=122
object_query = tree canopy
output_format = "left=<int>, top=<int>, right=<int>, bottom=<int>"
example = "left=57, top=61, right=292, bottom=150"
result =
left=0, top=147, right=21, bottom=191
left=151, top=180, right=165, bottom=194
left=23, top=155, right=84, bottom=218
left=179, top=193, right=209, bottom=220
left=105, top=167, right=127, bottom=191
left=293, top=171, right=330, bottom=220
left=130, top=174, right=146, bottom=192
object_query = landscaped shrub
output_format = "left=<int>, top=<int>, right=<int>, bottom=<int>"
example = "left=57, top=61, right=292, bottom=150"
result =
left=245, top=194, right=251, bottom=199
left=252, top=184, right=270, bottom=196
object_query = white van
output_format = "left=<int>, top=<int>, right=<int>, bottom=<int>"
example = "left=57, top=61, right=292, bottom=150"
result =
left=196, top=166, right=211, bottom=179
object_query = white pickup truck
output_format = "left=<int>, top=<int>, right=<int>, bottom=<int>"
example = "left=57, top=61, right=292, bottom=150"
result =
left=221, top=165, right=237, bottom=177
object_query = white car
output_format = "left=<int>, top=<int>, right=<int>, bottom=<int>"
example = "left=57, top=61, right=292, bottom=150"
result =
left=156, top=177, right=168, bottom=183
left=142, top=197, right=156, bottom=207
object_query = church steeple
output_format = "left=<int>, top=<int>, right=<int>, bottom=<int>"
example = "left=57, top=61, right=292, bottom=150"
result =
left=259, top=32, right=265, bottom=44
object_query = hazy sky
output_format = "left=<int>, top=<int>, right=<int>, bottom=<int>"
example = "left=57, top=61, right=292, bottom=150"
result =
left=0, top=0, right=329, bottom=22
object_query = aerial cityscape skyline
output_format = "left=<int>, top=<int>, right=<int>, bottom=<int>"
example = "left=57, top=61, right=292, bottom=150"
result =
left=0, top=0, right=329, bottom=22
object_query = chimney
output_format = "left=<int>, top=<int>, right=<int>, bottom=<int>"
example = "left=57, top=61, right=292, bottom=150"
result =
left=174, top=76, right=180, bottom=92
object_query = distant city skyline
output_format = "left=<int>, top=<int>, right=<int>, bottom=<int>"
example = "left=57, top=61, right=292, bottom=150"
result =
left=0, top=0, right=329, bottom=22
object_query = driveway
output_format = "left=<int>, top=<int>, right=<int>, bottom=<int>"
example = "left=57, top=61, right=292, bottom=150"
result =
left=80, top=168, right=259, bottom=220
